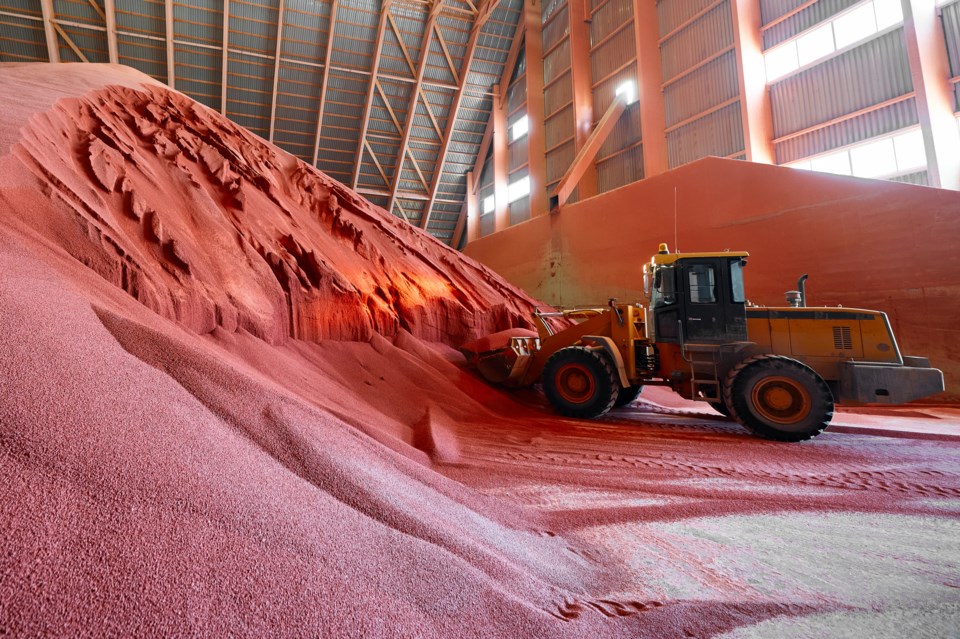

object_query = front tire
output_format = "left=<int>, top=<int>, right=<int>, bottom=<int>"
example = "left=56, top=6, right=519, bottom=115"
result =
left=724, top=355, right=834, bottom=442
left=543, top=347, right=619, bottom=419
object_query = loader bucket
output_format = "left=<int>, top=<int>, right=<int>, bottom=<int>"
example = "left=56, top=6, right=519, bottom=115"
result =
left=460, top=328, right=540, bottom=387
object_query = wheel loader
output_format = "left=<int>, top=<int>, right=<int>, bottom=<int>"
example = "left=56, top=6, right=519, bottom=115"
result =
left=463, top=243, right=944, bottom=441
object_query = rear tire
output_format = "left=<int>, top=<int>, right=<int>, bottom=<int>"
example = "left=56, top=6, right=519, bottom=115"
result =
left=614, top=384, right=643, bottom=408
left=724, top=355, right=834, bottom=442
left=543, top=347, right=619, bottom=419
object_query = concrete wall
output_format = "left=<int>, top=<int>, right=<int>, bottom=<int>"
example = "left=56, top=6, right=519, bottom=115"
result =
left=465, top=157, right=960, bottom=399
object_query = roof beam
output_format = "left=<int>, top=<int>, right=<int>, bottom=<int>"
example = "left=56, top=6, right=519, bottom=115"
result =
left=351, top=0, right=394, bottom=189
left=164, top=0, right=175, bottom=88
left=420, top=3, right=491, bottom=229
left=434, top=27, right=459, bottom=84
left=444, top=0, right=512, bottom=238
left=387, top=13, right=417, bottom=75
left=39, top=0, right=59, bottom=62
left=387, top=4, right=442, bottom=214
left=311, top=0, right=341, bottom=166
left=103, top=0, right=118, bottom=64
left=52, top=22, right=89, bottom=62
left=268, top=0, right=287, bottom=143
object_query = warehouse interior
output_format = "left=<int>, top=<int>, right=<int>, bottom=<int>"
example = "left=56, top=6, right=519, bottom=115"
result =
left=0, top=0, right=959, bottom=637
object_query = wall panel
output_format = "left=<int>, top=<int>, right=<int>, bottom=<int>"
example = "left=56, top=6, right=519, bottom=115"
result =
left=769, top=29, right=913, bottom=137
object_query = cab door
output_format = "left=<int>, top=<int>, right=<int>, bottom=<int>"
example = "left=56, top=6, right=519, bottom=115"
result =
left=680, top=258, right=747, bottom=343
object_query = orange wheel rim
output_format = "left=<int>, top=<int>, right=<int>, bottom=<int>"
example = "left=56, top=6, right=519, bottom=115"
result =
left=555, top=363, right=595, bottom=404
left=751, top=375, right=811, bottom=424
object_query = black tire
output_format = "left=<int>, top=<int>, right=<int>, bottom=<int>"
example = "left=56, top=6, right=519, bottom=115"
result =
left=542, top=347, right=619, bottom=419
left=709, top=401, right=731, bottom=418
left=614, top=384, right=643, bottom=408
left=723, top=355, right=834, bottom=442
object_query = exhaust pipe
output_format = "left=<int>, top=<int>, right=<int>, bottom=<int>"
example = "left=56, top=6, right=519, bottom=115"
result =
left=785, top=274, right=809, bottom=308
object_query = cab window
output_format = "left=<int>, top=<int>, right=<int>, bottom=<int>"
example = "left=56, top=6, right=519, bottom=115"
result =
left=687, top=265, right=716, bottom=304
left=730, top=259, right=746, bottom=303
left=652, top=266, right=676, bottom=307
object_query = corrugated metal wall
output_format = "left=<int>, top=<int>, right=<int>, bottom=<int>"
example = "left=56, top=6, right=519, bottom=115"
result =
left=760, top=0, right=860, bottom=49
left=542, top=0, right=576, bottom=199
left=658, top=0, right=745, bottom=167
left=507, top=50, right=531, bottom=225
left=591, top=0, right=643, bottom=193
left=941, top=0, right=960, bottom=110
left=769, top=28, right=915, bottom=163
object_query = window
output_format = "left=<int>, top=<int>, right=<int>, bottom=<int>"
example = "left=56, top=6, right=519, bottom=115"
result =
left=482, top=195, right=494, bottom=214
left=796, top=24, right=834, bottom=67
left=786, top=127, right=927, bottom=179
left=615, top=80, right=637, bottom=105
left=511, top=115, right=528, bottom=141
left=763, top=0, right=903, bottom=82
left=653, top=266, right=676, bottom=307
left=892, top=129, right=926, bottom=172
left=833, top=3, right=877, bottom=49
left=809, top=151, right=852, bottom=176
left=849, top=137, right=897, bottom=178
left=688, top=265, right=717, bottom=304
left=507, top=176, right=530, bottom=203
left=730, top=260, right=746, bottom=303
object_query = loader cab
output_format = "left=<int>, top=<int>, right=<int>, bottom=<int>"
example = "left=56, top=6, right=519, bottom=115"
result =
left=646, top=245, right=749, bottom=345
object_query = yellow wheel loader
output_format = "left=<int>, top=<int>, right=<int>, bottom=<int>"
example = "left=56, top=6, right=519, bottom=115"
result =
left=463, top=244, right=944, bottom=442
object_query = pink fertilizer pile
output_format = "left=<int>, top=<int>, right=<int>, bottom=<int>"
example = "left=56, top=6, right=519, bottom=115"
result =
left=1, top=64, right=959, bottom=638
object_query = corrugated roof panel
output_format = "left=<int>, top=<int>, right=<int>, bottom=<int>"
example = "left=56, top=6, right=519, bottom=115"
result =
left=460, top=94, right=490, bottom=111
left=57, top=26, right=109, bottom=63
left=3, top=0, right=40, bottom=16
left=116, top=0, right=165, bottom=35
left=769, top=29, right=912, bottom=137
left=282, top=23, right=328, bottom=62
left=173, top=44, right=222, bottom=100
left=0, top=15, right=47, bottom=62
left=54, top=0, right=103, bottom=25
left=173, top=3, right=220, bottom=44
left=119, top=35, right=166, bottom=81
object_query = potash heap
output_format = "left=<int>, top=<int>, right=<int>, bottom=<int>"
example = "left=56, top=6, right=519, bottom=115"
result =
left=0, top=64, right=619, bottom=638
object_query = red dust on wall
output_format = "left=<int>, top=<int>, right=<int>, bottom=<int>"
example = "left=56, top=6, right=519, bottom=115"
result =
left=464, top=157, right=960, bottom=399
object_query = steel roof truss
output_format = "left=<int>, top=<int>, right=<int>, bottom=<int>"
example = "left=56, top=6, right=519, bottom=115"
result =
left=352, top=0, right=394, bottom=189
left=311, top=0, right=340, bottom=166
